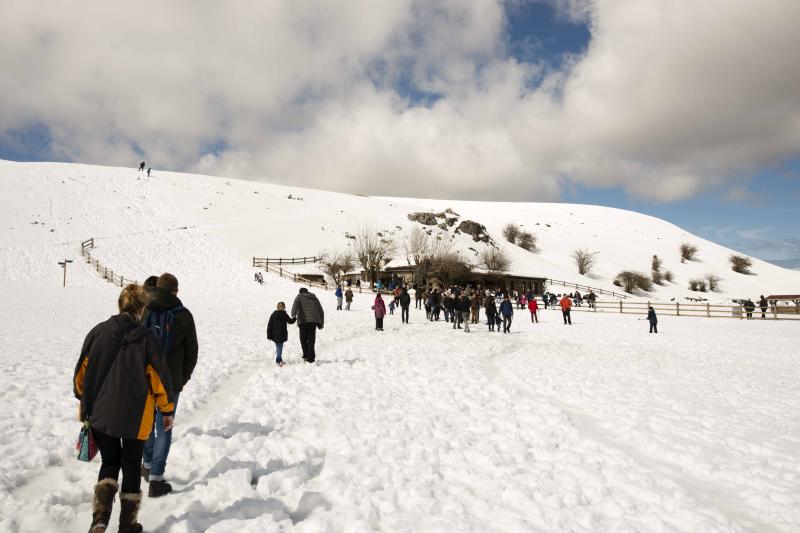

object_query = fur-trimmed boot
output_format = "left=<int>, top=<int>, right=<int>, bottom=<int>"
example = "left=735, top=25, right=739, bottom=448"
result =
left=118, top=491, right=144, bottom=533
left=89, top=478, right=118, bottom=533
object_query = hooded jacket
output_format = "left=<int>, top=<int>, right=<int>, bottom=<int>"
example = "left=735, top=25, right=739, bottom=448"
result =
left=267, top=309, right=296, bottom=344
left=559, top=296, right=573, bottom=311
left=144, top=286, right=198, bottom=393
left=291, top=290, right=325, bottom=327
left=74, top=313, right=174, bottom=440
left=372, top=296, right=387, bottom=318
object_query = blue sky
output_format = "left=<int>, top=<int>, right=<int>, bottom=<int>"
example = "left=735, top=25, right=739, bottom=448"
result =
left=1, top=1, right=798, bottom=266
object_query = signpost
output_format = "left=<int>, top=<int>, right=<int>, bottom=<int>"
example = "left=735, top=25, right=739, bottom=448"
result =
left=58, top=259, right=73, bottom=287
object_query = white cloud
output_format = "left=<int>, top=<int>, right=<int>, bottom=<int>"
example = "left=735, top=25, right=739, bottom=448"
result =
left=1, top=0, right=799, bottom=201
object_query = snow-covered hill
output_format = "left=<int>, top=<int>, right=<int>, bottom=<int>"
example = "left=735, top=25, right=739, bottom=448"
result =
left=1, top=159, right=796, bottom=301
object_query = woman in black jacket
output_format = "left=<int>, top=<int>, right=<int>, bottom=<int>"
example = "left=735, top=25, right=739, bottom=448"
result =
left=267, top=301, right=296, bottom=366
left=74, top=284, right=175, bottom=533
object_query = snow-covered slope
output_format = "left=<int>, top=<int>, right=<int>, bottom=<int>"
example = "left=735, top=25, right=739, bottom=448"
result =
left=2, top=159, right=798, bottom=301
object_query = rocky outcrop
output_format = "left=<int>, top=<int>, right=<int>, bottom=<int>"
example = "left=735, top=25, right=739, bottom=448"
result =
left=456, top=220, right=493, bottom=244
left=407, top=212, right=438, bottom=225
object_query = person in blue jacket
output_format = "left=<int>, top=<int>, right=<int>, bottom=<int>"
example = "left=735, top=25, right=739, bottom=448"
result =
left=647, top=305, right=658, bottom=333
left=335, top=286, right=343, bottom=310
left=499, top=295, right=514, bottom=333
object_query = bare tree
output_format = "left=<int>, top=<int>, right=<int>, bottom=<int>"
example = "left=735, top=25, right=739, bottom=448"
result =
left=502, top=223, right=520, bottom=244
left=319, top=250, right=355, bottom=286
left=353, top=225, right=395, bottom=289
left=730, top=254, right=753, bottom=274
left=479, top=247, right=510, bottom=273
left=432, top=252, right=473, bottom=286
left=572, top=248, right=598, bottom=275
left=404, top=227, right=449, bottom=285
left=517, top=231, right=537, bottom=252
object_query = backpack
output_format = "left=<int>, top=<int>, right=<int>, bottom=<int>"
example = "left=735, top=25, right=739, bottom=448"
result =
left=143, top=305, right=184, bottom=356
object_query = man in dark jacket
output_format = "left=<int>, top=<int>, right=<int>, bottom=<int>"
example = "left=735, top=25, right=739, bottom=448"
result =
left=430, top=289, right=441, bottom=321
left=141, top=273, right=198, bottom=497
left=458, top=293, right=472, bottom=332
left=291, top=287, right=324, bottom=363
left=399, top=288, right=411, bottom=324
left=759, top=295, right=768, bottom=319
left=647, top=305, right=658, bottom=333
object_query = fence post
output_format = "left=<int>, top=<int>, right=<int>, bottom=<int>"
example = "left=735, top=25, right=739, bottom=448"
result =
left=773, top=304, right=777, bottom=320
left=619, top=301, right=623, bottom=313
left=676, top=302, right=680, bottom=316
left=706, top=303, right=710, bottom=318
left=279, top=267, right=283, bottom=277
left=279, top=258, right=282, bottom=266
left=293, top=274, right=296, bottom=282
left=120, top=276, right=124, bottom=287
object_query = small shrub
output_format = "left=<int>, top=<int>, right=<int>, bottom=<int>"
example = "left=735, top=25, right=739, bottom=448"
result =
left=614, top=270, right=653, bottom=294
left=689, top=278, right=707, bottom=292
left=502, top=223, right=520, bottom=244
left=704, top=273, right=722, bottom=292
left=680, top=243, right=699, bottom=262
left=517, top=231, right=537, bottom=251
left=663, top=270, right=674, bottom=283
left=730, top=254, right=753, bottom=274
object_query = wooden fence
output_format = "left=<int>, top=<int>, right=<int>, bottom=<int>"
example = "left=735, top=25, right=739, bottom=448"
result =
left=568, top=299, right=800, bottom=321
left=253, top=256, right=318, bottom=268
left=546, top=278, right=629, bottom=300
left=80, top=238, right=138, bottom=287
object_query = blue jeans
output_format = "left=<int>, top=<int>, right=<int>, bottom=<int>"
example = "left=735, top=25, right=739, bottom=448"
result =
left=275, top=342, right=284, bottom=363
left=143, top=392, right=179, bottom=479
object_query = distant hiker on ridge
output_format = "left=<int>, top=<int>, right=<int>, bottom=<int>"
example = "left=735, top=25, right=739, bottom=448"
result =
left=138, top=161, right=145, bottom=171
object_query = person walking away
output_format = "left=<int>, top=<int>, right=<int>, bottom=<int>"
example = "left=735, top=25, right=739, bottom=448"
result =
left=345, top=288, right=354, bottom=310
left=291, top=287, right=325, bottom=363
left=146, top=168, right=151, bottom=177
left=459, top=293, right=472, bottom=332
left=372, top=293, right=387, bottom=331
left=335, top=286, right=343, bottom=310
left=388, top=299, right=396, bottom=315
left=528, top=296, right=539, bottom=323
left=138, top=161, right=145, bottom=171
left=759, top=295, right=768, bottom=319
left=74, top=284, right=175, bottom=533
left=744, top=299, right=755, bottom=319
left=415, top=285, right=422, bottom=309
left=499, top=295, right=514, bottom=333
left=431, top=289, right=442, bottom=320
left=267, top=302, right=296, bottom=367
left=141, top=273, right=197, bottom=497
left=470, top=294, right=480, bottom=324
left=485, top=295, right=497, bottom=331
left=647, top=305, right=658, bottom=333
left=559, top=294, right=573, bottom=325
left=399, top=287, right=411, bottom=324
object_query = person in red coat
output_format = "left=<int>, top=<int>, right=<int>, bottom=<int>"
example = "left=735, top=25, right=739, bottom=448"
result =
left=528, top=296, right=539, bottom=323
left=372, top=293, right=387, bottom=331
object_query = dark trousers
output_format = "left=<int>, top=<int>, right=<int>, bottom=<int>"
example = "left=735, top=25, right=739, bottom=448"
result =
left=375, top=317, right=384, bottom=330
left=416, top=298, right=422, bottom=309
left=503, top=315, right=512, bottom=333
left=761, top=308, right=767, bottom=319
left=530, top=311, right=538, bottom=323
left=649, top=322, right=658, bottom=333
left=94, top=430, right=145, bottom=494
left=298, top=323, right=317, bottom=361
left=401, top=306, right=409, bottom=323
left=562, top=310, right=572, bottom=324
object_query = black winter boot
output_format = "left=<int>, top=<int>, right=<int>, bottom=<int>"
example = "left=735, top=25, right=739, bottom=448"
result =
left=118, top=491, right=144, bottom=533
left=89, top=478, right=118, bottom=533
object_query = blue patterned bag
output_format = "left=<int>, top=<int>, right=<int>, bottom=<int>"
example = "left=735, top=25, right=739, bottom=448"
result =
left=76, top=420, right=98, bottom=462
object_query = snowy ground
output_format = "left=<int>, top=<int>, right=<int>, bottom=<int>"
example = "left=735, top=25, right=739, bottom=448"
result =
left=1, top=160, right=798, bottom=531
left=1, top=278, right=798, bottom=532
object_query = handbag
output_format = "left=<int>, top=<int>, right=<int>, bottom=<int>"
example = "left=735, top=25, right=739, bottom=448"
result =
left=76, top=419, right=98, bottom=462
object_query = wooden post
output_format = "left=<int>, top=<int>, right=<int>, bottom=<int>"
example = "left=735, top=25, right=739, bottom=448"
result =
left=706, top=303, right=710, bottom=318
left=58, top=259, right=73, bottom=287
left=773, top=304, right=777, bottom=320
left=120, top=276, right=124, bottom=287
left=619, top=301, right=623, bottom=313
left=676, top=302, right=680, bottom=316
left=279, top=258, right=282, bottom=266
